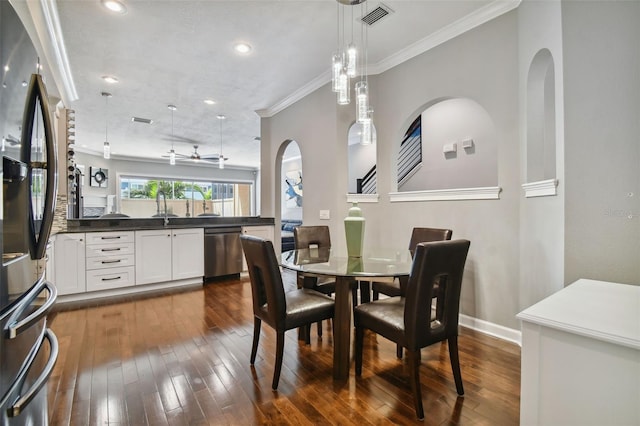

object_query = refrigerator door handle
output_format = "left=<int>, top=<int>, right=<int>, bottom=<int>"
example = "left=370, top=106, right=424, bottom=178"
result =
left=21, top=73, right=58, bottom=260
left=6, top=279, right=57, bottom=339
left=6, top=328, right=59, bottom=418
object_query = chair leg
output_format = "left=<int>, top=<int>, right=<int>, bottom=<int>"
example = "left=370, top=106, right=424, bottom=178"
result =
left=351, top=286, right=358, bottom=309
left=355, top=326, right=364, bottom=376
left=305, top=325, right=311, bottom=345
left=407, top=349, right=424, bottom=420
left=396, top=344, right=403, bottom=359
left=272, top=331, right=285, bottom=390
left=372, top=290, right=379, bottom=301
left=448, top=336, right=464, bottom=395
left=250, top=317, right=261, bottom=364
left=317, top=320, right=323, bottom=337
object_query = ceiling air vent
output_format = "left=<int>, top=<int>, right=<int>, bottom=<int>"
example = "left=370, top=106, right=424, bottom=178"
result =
left=361, top=3, right=393, bottom=26
left=131, top=116, right=154, bottom=124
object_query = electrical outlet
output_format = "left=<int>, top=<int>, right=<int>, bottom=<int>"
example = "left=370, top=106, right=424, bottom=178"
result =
left=319, top=210, right=330, bottom=220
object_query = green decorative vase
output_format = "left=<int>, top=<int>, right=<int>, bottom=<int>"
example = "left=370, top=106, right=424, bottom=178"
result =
left=344, top=202, right=365, bottom=257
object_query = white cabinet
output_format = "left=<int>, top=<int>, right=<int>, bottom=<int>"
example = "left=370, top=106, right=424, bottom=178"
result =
left=241, top=225, right=275, bottom=270
left=135, top=229, right=172, bottom=285
left=242, top=225, right=274, bottom=241
left=53, top=233, right=86, bottom=295
left=135, top=228, right=203, bottom=285
left=518, top=279, right=640, bottom=426
left=85, top=231, right=136, bottom=292
left=172, top=228, right=204, bottom=280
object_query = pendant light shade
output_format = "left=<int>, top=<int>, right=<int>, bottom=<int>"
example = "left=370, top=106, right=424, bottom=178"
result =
left=103, top=141, right=110, bottom=159
left=168, top=104, right=177, bottom=165
left=346, top=43, right=357, bottom=77
left=355, top=81, right=369, bottom=123
left=217, top=114, right=226, bottom=170
left=361, top=107, right=374, bottom=146
left=102, top=91, right=111, bottom=159
left=332, top=53, right=343, bottom=92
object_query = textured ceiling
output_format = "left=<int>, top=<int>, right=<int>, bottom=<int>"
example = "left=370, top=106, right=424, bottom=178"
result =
left=56, top=0, right=496, bottom=168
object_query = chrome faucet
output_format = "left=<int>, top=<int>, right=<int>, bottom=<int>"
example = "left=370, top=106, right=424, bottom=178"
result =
left=156, top=190, right=169, bottom=227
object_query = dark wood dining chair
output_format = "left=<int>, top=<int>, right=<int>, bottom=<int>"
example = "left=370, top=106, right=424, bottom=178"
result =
left=241, top=235, right=335, bottom=390
left=371, top=227, right=453, bottom=301
left=354, top=239, right=471, bottom=420
left=370, top=227, right=453, bottom=358
left=294, top=225, right=358, bottom=336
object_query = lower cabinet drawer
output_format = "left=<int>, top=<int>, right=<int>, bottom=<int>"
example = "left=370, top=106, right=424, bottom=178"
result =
left=86, top=266, right=135, bottom=292
left=86, top=254, right=135, bottom=271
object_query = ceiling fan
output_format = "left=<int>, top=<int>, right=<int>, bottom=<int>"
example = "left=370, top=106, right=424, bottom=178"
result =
left=162, top=145, right=228, bottom=164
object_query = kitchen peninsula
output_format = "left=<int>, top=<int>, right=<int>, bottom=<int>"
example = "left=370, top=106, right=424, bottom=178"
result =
left=51, top=216, right=274, bottom=304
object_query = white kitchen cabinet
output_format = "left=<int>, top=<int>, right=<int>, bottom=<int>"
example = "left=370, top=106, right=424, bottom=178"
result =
left=53, top=233, right=86, bottom=295
left=135, top=228, right=203, bottom=285
left=135, top=229, right=172, bottom=285
left=241, top=225, right=275, bottom=270
left=85, top=231, right=136, bottom=292
left=242, top=225, right=274, bottom=241
left=171, top=228, right=204, bottom=280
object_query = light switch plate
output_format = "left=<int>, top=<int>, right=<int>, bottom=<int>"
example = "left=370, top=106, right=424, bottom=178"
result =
left=319, top=210, right=330, bottom=220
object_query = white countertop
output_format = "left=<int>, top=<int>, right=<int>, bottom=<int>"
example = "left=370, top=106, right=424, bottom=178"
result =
left=517, top=279, right=640, bottom=350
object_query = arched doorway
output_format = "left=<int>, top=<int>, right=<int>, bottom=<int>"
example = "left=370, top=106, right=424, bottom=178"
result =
left=277, top=140, right=302, bottom=252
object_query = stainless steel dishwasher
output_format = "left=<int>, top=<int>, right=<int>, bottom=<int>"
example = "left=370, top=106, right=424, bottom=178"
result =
left=204, top=227, right=243, bottom=279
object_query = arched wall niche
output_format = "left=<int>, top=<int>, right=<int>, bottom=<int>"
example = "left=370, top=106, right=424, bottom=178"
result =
left=526, top=48, right=557, bottom=186
left=347, top=121, right=377, bottom=195
left=393, top=97, right=498, bottom=193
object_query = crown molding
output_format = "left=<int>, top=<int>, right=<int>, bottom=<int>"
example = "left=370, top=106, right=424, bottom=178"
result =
left=260, top=0, right=521, bottom=118
left=17, top=0, right=78, bottom=105
left=256, top=70, right=331, bottom=118
left=370, top=0, right=521, bottom=75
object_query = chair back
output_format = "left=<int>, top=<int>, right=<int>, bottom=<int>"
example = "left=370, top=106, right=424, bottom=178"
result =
left=294, top=225, right=332, bottom=249
left=240, top=235, right=287, bottom=329
left=404, top=239, right=470, bottom=350
left=408, top=227, right=453, bottom=257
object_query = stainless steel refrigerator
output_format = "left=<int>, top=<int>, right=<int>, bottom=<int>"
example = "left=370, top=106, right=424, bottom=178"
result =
left=1, top=2, right=59, bottom=425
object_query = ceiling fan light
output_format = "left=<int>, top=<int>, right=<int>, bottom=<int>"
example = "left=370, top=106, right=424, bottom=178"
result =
left=169, top=149, right=176, bottom=165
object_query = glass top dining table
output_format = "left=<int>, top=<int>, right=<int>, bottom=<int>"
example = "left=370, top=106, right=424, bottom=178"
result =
left=281, top=247, right=413, bottom=380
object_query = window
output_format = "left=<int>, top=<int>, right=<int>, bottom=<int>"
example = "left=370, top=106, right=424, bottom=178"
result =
left=119, top=176, right=252, bottom=218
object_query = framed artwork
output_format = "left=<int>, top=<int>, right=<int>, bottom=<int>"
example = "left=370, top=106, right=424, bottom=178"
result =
left=284, top=170, right=302, bottom=208
left=90, top=167, right=108, bottom=187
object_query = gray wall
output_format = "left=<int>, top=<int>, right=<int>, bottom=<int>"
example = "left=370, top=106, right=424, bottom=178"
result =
left=562, top=0, right=640, bottom=284
left=264, top=11, right=522, bottom=329
left=261, top=1, right=640, bottom=332
left=518, top=0, right=566, bottom=311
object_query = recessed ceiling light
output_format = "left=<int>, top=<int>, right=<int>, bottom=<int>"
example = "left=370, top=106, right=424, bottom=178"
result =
left=234, top=43, right=252, bottom=54
left=3, top=65, right=9, bottom=72
left=102, top=75, right=118, bottom=84
left=101, top=0, right=127, bottom=14
left=204, top=99, right=216, bottom=105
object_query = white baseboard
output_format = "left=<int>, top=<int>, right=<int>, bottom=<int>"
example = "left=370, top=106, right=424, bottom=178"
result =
left=460, top=314, right=522, bottom=346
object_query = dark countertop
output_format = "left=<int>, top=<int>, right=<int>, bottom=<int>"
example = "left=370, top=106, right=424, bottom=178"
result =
left=61, top=216, right=275, bottom=233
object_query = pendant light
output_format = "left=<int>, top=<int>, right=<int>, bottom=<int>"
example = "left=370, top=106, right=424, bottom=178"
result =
left=217, top=114, right=226, bottom=169
left=102, top=91, right=111, bottom=159
left=168, top=104, right=177, bottom=165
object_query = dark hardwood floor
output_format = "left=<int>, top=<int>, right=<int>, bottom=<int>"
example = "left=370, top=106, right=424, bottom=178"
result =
left=47, top=272, right=521, bottom=425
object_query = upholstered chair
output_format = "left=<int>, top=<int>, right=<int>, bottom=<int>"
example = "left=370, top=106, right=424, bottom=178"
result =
left=241, top=235, right=335, bottom=390
left=354, top=239, right=470, bottom=420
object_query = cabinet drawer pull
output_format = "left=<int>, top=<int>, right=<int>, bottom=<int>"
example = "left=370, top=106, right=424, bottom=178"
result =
left=101, top=259, right=121, bottom=264
left=101, top=236, right=121, bottom=240
left=101, top=247, right=121, bottom=252
left=101, top=276, right=121, bottom=281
